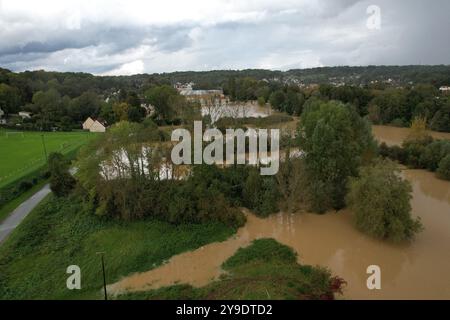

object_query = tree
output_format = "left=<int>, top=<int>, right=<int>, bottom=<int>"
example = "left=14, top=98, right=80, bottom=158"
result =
left=128, top=105, right=146, bottom=122
left=257, top=96, right=266, bottom=107
left=32, top=89, right=62, bottom=123
left=68, top=91, right=101, bottom=122
left=0, top=83, right=22, bottom=114
left=420, top=140, right=450, bottom=171
left=298, top=100, right=376, bottom=212
left=144, top=85, right=178, bottom=121
left=437, top=155, right=450, bottom=180
left=269, top=90, right=286, bottom=111
left=243, top=168, right=279, bottom=217
left=407, top=116, right=428, bottom=143
left=346, top=160, right=423, bottom=242
left=112, top=102, right=130, bottom=121
left=48, top=152, right=76, bottom=197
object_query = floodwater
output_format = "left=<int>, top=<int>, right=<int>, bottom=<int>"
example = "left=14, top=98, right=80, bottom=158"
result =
left=372, top=125, right=450, bottom=146
left=108, top=126, right=450, bottom=300
left=202, top=101, right=272, bottom=123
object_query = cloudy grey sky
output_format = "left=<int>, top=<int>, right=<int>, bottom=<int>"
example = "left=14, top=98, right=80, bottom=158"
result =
left=0, top=0, right=449, bottom=75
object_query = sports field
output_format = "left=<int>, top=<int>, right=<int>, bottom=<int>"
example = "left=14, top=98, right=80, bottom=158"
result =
left=0, top=129, right=95, bottom=188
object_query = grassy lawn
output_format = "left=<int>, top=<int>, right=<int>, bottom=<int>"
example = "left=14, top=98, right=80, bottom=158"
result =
left=119, top=239, right=341, bottom=300
left=0, top=129, right=95, bottom=188
left=0, top=195, right=236, bottom=300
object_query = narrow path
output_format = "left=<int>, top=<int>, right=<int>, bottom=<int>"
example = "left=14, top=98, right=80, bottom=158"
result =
left=0, top=184, right=51, bottom=244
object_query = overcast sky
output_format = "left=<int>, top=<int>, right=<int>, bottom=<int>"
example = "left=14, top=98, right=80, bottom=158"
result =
left=0, top=0, right=449, bottom=75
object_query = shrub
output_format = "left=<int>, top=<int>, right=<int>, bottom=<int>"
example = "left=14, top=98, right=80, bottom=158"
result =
left=437, top=155, right=450, bottom=180
left=346, top=159, right=423, bottom=242
left=48, top=152, right=76, bottom=197
left=390, top=118, right=407, bottom=127
left=243, top=168, right=279, bottom=217
left=420, top=140, right=450, bottom=171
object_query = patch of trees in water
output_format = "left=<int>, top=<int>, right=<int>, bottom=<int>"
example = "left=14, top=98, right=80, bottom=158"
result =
left=379, top=120, right=450, bottom=181
left=46, top=98, right=424, bottom=243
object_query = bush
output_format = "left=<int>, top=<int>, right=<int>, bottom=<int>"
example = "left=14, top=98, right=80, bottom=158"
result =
left=17, top=180, right=33, bottom=193
left=390, top=118, right=407, bottom=127
left=401, top=135, right=433, bottom=168
left=420, top=140, right=450, bottom=171
left=48, top=152, right=76, bottom=197
left=243, top=168, right=279, bottom=217
left=437, top=155, right=450, bottom=180
left=346, top=159, right=423, bottom=242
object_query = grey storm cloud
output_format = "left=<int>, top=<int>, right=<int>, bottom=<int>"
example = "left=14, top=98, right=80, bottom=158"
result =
left=0, top=0, right=449, bottom=75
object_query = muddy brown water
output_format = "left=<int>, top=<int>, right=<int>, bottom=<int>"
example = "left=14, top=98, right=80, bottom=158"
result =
left=372, top=125, right=450, bottom=146
left=108, top=127, right=450, bottom=299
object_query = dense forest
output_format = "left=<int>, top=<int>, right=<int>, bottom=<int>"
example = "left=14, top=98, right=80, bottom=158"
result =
left=1, top=65, right=450, bottom=132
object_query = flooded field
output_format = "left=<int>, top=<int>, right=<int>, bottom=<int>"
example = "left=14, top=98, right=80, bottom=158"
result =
left=108, top=126, right=450, bottom=300
left=202, top=101, right=272, bottom=123
left=373, top=125, right=450, bottom=146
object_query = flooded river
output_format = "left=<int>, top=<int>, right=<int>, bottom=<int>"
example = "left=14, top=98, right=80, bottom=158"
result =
left=373, top=125, right=450, bottom=146
left=108, top=126, right=450, bottom=300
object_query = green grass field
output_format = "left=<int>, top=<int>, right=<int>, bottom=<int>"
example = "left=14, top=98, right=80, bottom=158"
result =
left=0, top=129, right=95, bottom=188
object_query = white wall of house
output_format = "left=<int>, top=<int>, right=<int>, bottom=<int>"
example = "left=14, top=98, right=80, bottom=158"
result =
left=90, top=121, right=106, bottom=133
left=82, top=117, right=95, bottom=130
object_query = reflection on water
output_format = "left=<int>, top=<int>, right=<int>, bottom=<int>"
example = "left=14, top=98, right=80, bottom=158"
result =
left=109, top=169, right=450, bottom=299
left=202, top=101, right=271, bottom=123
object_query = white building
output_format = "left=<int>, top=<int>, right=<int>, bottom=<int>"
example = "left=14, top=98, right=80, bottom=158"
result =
left=90, top=120, right=107, bottom=133
left=82, top=117, right=95, bottom=130
left=18, top=111, right=32, bottom=119
left=82, top=117, right=107, bottom=133
left=439, top=86, right=450, bottom=94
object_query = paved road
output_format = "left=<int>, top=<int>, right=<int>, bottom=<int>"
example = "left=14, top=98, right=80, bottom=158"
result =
left=0, top=184, right=51, bottom=244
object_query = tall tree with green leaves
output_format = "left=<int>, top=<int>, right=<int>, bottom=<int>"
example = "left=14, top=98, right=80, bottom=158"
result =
left=48, top=152, right=76, bottom=197
left=298, top=100, right=376, bottom=212
left=347, top=160, right=423, bottom=242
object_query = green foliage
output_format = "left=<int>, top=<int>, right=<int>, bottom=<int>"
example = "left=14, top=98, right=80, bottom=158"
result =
left=346, top=160, right=423, bottom=242
left=77, top=123, right=250, bottom=226
left=298, top=100, right=376, bottom=212
left=223, top=239, right=297, bottom=269
left=243, top=168, right=279, bottom=217
left=402, top=137, right=433, bottom=168
left=2, top=66, right=450, bottom=132
left=437, top=155, right=450, bottom=180
left=0, top=83, right=22, bottom=114
left=48, top=152, right=76, bottom=197
left=144, top=85, right=178, bottom=120
left=0, top=195, right=235, bottom=299
left=420, top=140, right=450, bottom=171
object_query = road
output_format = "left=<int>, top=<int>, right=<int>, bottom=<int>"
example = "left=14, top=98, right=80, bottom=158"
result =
left=0, top=184, right=51, bottom=244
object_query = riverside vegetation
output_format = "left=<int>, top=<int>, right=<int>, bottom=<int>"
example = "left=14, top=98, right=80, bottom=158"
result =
left=0, top=86, right=425, bottom=299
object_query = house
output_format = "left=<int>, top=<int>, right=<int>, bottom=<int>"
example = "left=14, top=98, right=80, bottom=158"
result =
left=82, top=117, right=95, bottom=130
left=90, top=120, right=107, bottom=133
left=82, top=117, right=107, bottom=133
left=18, top=111, right=32, bottom=119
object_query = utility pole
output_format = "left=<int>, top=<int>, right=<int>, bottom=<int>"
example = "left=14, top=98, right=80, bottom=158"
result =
left=97, top=252, right=108, bottom=300
left=41, top=134, right=48, bottom=162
